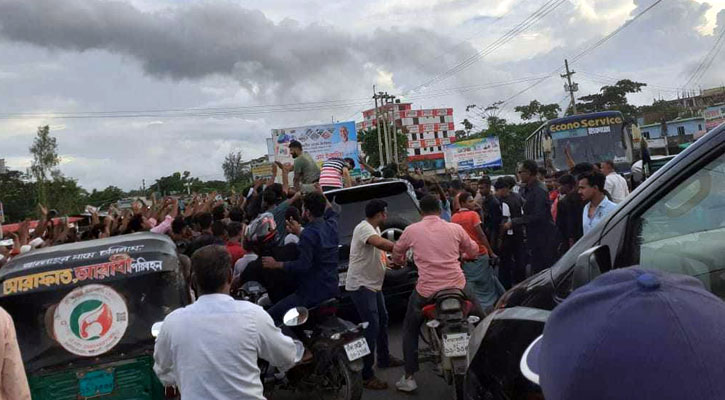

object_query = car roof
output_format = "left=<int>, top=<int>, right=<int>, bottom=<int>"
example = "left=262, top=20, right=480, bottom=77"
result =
left=323, top=178, right=413, bottom=195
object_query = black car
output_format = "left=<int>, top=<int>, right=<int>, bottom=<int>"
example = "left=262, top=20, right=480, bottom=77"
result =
left=465, top=123, right=725, bottom=399
left=325, top=179, right=421, bottom=318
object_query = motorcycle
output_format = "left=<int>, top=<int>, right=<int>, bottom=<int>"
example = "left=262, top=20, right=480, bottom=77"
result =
left=265, top=301, right=369, bottom=400
left=420, top=289, right=480, bottom=400
left=235, top=282, right=369, bottom=400
left=235, top=280, right=272, bottom=307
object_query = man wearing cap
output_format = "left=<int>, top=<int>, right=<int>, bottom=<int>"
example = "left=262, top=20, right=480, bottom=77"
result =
left=520, top=268, right=725, bottom=399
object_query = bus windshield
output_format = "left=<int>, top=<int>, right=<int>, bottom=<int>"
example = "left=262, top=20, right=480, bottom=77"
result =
left=546, top=112, right=629, bottom=171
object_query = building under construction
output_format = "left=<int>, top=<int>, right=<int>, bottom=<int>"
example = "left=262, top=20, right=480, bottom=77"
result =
left=356, top=102, right=455, bottom=172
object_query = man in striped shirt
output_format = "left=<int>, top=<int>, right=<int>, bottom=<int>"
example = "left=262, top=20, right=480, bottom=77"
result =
left=319, top=157, right=355, bottom=191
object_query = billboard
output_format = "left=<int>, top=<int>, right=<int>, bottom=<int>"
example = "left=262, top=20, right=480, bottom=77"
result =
left=271, top=121, right=359, bottom=168
left=251, top=163, right=274, bottom=180
left=704, top=104, right=725, bottom=131
left=444, top=137, right=503, bottom=171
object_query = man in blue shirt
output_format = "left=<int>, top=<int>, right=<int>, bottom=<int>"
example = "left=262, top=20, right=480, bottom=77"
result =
left=578, top=171, right=618, bottom=235
left=262, top=188, right=340, bottom=324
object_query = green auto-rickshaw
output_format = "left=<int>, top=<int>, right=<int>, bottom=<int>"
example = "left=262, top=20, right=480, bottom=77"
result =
left=0, top=232, right=191, bottom=400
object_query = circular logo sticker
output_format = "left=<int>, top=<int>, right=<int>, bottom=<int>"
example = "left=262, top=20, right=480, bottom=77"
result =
left=54, top=284, right=129, bottom=357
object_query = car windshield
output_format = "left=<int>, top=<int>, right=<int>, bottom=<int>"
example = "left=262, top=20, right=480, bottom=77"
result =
left=327, top=183, right=420, bottom=244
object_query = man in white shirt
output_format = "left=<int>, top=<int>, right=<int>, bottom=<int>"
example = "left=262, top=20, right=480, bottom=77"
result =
left=579, top=172, right=618, bottom=236
left=154, top=245, right=302, bottom=400
left=345, top=200, right=404, bottom=390
left=601, top=160, right=629, bottom=203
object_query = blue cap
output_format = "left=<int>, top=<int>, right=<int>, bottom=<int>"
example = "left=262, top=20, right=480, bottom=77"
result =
left=521, top=268, right=725, bottom=400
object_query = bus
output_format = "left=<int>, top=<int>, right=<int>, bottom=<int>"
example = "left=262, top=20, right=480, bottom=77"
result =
left=525, top=111, right=637, bottom=172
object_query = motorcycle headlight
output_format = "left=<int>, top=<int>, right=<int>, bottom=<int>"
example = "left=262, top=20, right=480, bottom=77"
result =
left=440, top=298, right=462, bottom=312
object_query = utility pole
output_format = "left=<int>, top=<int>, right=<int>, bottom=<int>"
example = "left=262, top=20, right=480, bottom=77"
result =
left=373, top=86, right=385, bottom=167
left=561, top=59, right=578, bottom=115
left=381, top=92, right=392, bottom=165
left=388, top=94, right=399, bottom=164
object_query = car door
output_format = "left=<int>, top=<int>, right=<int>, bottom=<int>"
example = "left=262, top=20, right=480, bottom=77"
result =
left=613, top=143, right=725, bottom=298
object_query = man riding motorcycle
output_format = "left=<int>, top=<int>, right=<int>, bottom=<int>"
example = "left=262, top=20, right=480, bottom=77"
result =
left=391, top=194, right=485, bottom=393
left=261, top=189, right=340, bottom=325
left=231, top=212, right=299, bottom=304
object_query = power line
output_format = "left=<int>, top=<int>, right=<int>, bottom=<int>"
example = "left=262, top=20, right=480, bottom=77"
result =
left=578, top=70, right=682, bottom=92
left=500, top=0, right=664, bottom=109
left=407, top=0, right=568, bottom=93
left=0, top=76, right=547, bottom=121
left=569, top=0, right=662, bottom=65
left=429, top=0, right=536, bottom=63
left=681, top=26, right=725, bottom=89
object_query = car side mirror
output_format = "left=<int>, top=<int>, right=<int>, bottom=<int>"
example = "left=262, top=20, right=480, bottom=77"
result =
left=572, top=245, right=611, bottom=291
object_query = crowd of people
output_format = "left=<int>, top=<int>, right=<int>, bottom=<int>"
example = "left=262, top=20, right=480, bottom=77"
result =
left=0, top=137, right=637, bottom=398
left=389, top=157, right=631, bottom=310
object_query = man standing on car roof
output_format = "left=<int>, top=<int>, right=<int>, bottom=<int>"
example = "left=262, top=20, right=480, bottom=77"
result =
left=289, top=140, right=320, bottom=194
left=345, top=199, right=405, bottom=390
left=319, top=157, right=355, bottom=192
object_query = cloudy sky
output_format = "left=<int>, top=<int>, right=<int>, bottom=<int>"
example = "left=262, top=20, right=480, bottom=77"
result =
left=1, top=0, right=724, bottom=190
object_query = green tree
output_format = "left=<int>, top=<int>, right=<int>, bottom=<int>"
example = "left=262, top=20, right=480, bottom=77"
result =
left=637, top=100, right=689, bottom=125
left=29, top=125, right=60, bottom=205
left=514, top=100, right=561, bottom=121
left=576, top=79, right=646, bottom=118
left=358, top=128, right=407, bottom=168
left=0, top=169, right=37, bottom=222
left=150, top=171, right=194, bottom=195
left=222, top=151, right=251, bottom=185
left=46, top=176, right=87, bottom=216
left=87, top=186, right=126, bottom=208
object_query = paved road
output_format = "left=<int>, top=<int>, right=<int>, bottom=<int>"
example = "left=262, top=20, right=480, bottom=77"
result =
left=268, top=320, right=451, bottom=400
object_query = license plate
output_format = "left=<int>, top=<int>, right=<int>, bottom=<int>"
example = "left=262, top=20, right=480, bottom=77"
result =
left=344, top=338, right=371, bottom=361
left=443, top=333, right=469, bottom=357
left=78, top=369, right=114, bottom=398
left=338, top=272, right=347, bottom=287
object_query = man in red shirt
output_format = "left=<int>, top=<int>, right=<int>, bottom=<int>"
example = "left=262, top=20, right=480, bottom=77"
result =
left=225, top=222, right=246, bottom=266
left=451, top=192, right=504, bottom=311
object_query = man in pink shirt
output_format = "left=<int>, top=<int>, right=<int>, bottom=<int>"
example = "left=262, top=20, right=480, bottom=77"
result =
left=391, top=194, right=484, bottom=392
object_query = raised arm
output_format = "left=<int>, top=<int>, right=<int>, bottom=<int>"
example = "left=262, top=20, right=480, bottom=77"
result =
left=342, top=167, right=352, bottom=188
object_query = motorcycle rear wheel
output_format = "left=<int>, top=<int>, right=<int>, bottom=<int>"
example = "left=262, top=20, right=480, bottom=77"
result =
left=318, top=355, right=363, bottom=400
left=452, top=372, right=465, bottom=400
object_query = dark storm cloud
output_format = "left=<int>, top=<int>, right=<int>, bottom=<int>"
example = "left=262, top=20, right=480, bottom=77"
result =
left=0, top=0, right=472, bottom=99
